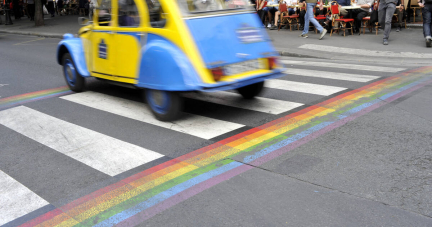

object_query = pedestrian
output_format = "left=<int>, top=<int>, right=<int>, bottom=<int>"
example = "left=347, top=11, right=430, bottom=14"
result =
left=13, top=0, right=21, bottom=19
left=378, top=0, right=397, bottom=45
left=419, top=0, right=432, bottom=47
left=27, top=0, right=34, bottom=20
left=351, top=0, right=373, bottom=34
left=394, top=0, right=405, bottom=32
left=57, top=0, right=62, bottom=15
left=88, top=0, right=97, bottom=20
left=299, top=0, right=327, bottom=39
left=47, top=0, right=54, bottom=16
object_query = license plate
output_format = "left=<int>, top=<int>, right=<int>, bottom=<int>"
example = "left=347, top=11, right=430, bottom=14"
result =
left=224, top=59, right=261, bottom=76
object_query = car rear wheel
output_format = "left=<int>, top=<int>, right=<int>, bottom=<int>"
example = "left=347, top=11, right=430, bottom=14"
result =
left=237, top=81, right=264, bottom=99
left=62, top=53, right=85, bottom=92
left=144, top=89, right=183, bottom=121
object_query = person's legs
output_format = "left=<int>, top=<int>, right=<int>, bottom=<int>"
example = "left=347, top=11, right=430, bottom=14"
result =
left=378, top=2, right=387, bottom=38
left=355, top=10, right=368, bottom=32
left=299, top=9, right=306, bottom=28
left=302, top=3, right=314, bottom=34
left=274, top=10, right=280, bottom=26
left=307, top=3, right=324, bottom=33
left=396, top=8, right=404, bottom=28
left=29, top=4, right=35, bottom=20
left=262, top=7, right=270, bottom=25
left=423, top=5, right=432, bottom=38
left=288, top=8, right=295, bottom=15
left=383, top=3, right=396, bottom=40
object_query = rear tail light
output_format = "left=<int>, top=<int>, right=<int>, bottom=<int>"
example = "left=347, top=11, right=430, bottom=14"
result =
left=211, top=67, right=224, bottom=81
left=268, top=57, right=277, bottom=70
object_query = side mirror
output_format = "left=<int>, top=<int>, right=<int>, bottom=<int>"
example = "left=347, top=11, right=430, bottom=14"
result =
left=78, top=17, right=91, bottom=25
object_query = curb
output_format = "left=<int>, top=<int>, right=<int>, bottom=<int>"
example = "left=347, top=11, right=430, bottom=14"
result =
left=0, top=30, right=64, bottom=38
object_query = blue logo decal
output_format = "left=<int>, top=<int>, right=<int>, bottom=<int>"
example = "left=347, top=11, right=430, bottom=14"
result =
left=99, top=39, right=107, bottom=59
left=236, top=23, right=263, bottom=43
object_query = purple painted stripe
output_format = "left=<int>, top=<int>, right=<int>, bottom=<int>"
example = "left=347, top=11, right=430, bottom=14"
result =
left=114, top=164, right=254, bottom=227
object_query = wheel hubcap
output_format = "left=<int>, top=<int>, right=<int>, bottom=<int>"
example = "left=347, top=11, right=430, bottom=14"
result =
left=64, top=60, right=76, bottom=86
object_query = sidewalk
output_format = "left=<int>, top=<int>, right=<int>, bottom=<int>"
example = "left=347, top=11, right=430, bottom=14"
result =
left=1, top=14, right=430, bottom=65
left=0, top=14, right=80, bottom=38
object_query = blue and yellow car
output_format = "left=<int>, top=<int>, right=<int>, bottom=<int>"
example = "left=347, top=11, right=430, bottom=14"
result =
left=57, top=0, right=285, bottom=121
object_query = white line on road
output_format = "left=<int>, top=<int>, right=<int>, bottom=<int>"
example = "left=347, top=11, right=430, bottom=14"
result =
left=61, top=92, right=244, bottom=140
left=280, top=60, right=406, bottom=73
left=284, top=68, right=380, bottom=82
left=0, top=170, right=49, bottom=226
left=184, top=91, right=303, bottom=114
left=265, top=79, right=347, bottom=96
left=299, top=44, right=432, bottom=59
left=0, top=106, right=164, bottom=176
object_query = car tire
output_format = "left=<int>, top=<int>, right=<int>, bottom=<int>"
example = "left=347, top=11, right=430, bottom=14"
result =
left=236, top=81, right=265, bottom=99
left=144, top=89, right=183, bottom=121
left=62, top=53, right=85, bottom=92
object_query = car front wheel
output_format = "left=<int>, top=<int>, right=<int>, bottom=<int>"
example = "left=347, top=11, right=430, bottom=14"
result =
left=62, top=53, right=85, bottom=92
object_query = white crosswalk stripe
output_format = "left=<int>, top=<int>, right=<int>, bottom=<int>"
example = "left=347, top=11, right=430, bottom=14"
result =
left=265, top=79, right=347, bottom=96
left=0, top=106, right=164, bottom=176
left=284, top=68, right=380, bottom=82
left=183, top=91, right=304, bottom=114
left=299, top=44, right=432, bottom=59
left=0, top=170, right=49, bottom=226
left=61, top=92, right=244, bottom=140
left=281, top=60, right=406, bottom=73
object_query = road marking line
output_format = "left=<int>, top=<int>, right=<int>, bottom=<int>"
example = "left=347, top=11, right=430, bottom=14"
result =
left=266, top=79, right=347, bottom=96
left=0, top=106, right=164, bottom=176
left=13, top=37, right=46, bottom=45
left=0, top=170, right=50, bottom=226
left=183, top=91, right=303, bottom=114
left=284, top=68, right=380, bottom=82
left=281, top=60, right=406, bottom=73
left=299, top=44, right=432, bottom=59
left=61, top=92, right=244, bottom=140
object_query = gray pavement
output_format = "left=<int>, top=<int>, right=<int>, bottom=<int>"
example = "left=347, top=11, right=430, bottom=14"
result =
left=1, top=32, right=432, bottom=226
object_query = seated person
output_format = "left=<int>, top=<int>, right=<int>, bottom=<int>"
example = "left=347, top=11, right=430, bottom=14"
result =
left=269, top=0, right=297, bottom=29
left=98, top=9, right=111, bottom=26
left=394, top=0, right=404, bottom=32
left=350, top=0, right=373, bottom=33
left=262, top=0, right=279, bottom=27
left=297, top=0, right=306, bottom=30
left=118, top=12, right=135, bottom=26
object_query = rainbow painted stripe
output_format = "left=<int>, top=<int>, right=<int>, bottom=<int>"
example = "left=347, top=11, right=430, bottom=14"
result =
left=13, top=67, right=432, bottom=227
left=0, top=86, right=72, bottom=111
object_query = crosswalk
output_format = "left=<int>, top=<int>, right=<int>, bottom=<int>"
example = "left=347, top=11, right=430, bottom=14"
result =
left=0, top=58, right=408, bottom=225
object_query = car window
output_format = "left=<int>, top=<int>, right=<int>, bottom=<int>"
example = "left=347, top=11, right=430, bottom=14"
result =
left=145, top=0, right=166, bottom=28
left=97, top=0, right=112, bottom=26
left=182, top=0, right=250, bottom=13
left=118, top=0, right=140, bottom=27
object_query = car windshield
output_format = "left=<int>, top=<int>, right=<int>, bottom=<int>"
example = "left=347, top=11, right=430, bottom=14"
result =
left=180, top=0, right=251, bottom=14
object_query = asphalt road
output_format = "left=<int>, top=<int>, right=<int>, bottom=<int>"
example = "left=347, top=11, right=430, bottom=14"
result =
left=1, top=34, right=432, bottom=226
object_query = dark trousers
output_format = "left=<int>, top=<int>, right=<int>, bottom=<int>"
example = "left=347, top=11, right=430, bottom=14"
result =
left=351, top=9, right=368, bottom=31
left=28, top=3, right=35, bottom=20
left=298, top=9, right=306, bottom=27
left=394, top=8, right=404, bottom=27
left=423, top=4, right=432, bottom=37
left=47, top=1, right=54, bottom=16
left=378, top=2, right=396, bottom=39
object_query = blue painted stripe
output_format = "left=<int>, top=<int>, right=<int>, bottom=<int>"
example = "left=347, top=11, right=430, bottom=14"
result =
left=0, top=91, right=73, bottom=111
left=379, top=76, right=430, bottom=100
left=243, top=121, right=334, bottom=163
left=94, top=161, right=243, bottom=227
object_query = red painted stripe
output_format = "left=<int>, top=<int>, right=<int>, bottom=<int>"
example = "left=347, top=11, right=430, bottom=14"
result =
left=18, top=209, right=63, bottom=227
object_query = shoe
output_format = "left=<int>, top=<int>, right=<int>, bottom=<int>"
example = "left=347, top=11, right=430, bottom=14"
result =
left=299, top=33, right=308, bottom=38
left=383, top=39, right=389, bottom=45
left=396, top=26, right=401, bottom=32
left=319, top=29, right=327, bottom=40
left=267, top=24, right=272, bottom=28
left=426, top=36, right=432, bottom=47
left=269, top=25, right=278, bottom=30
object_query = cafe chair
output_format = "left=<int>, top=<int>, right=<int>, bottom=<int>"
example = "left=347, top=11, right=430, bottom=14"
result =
left=329, top=1, right=354, bottom=36
left=410, top=0, right=422, bottom=22
left=278, top=3, right=300, bottom=31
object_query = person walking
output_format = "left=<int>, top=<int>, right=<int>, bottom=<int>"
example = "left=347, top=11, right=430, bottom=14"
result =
left=47, top=0, right=54, bottom=16
left=299, top=0, right=327, bottom=39
left=419, top=0, right=432, bottom=47
left=88, top=0, right=96, bottom=20
left=27, top=0, right=34, bottom=20
left=378, top=0, right=397, bottom=45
